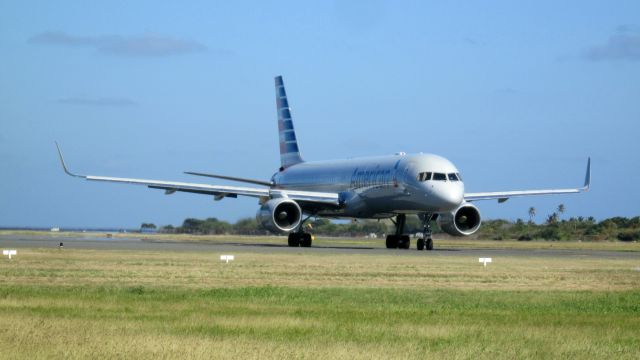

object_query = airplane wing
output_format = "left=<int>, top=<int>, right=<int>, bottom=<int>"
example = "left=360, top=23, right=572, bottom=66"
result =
left=55, top=143, right=340, bottom=206
left=464, top=158, right=591, bottom=203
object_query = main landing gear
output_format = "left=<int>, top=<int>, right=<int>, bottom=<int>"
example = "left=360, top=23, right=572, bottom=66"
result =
left=287, top=215, right=314, bottom=247
left=288, top=232, right=313, bottom=247
left=385, top=214, right=411, bottom=249
left=386, top=213, right=435, bottom=251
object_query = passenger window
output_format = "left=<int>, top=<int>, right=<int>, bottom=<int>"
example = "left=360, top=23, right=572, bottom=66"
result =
left=448, top=173, right=459, bottom=181
left=433, top=173, right=446, bottom=181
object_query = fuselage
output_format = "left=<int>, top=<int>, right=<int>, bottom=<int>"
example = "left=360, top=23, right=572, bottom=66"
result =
left=271, top=153, right=464, bottom=218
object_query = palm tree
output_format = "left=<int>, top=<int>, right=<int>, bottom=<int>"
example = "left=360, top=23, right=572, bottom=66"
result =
left=557, top=204, right=566, bottom=220
left=526, top=207, right=537, bottom=237
left=528, top=207, right=536, bottom=223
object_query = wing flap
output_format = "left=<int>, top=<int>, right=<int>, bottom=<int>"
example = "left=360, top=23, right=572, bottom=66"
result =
left=271, top=189, right=340, bottom=205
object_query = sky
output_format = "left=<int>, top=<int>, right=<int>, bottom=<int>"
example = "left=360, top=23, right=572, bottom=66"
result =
left=1, top=1, right=639, bottom=228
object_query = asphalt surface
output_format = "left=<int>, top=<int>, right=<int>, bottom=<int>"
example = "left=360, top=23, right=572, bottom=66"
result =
left=1, top=234, right=639, bottom=259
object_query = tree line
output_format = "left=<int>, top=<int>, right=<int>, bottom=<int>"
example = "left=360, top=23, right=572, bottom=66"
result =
left=147, top=211, right=640, bottom=242
left=157, top=217, right=390, bottom=238
left=478, top=216, right=640, bottom=241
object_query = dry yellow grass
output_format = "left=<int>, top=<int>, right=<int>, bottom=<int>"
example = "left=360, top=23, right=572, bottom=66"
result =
left=1, top=248, right=638, bottom=291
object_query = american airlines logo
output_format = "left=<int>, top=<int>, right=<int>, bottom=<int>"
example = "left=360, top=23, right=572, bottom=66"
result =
left=350, top=168, right=394, bottom=188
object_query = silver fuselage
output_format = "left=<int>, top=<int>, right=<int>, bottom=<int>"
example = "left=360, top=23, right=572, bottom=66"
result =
left=272, top=153, right=464, bottom=218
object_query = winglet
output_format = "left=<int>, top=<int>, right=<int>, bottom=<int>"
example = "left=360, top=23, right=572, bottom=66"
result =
left=55, top=142, right=84, bottom=178
left=582, top=157, right=591, bottom=191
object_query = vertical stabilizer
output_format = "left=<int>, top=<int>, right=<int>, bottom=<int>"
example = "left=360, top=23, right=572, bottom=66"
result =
left=275, top=76, right=304, bottom=169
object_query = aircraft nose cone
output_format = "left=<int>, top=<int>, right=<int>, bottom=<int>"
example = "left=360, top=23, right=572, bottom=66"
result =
left=437, top=188, right=463, bottom=210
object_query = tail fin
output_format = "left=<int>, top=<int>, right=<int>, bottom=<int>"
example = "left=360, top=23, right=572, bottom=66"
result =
left=275, top=76, right=304, bottom=169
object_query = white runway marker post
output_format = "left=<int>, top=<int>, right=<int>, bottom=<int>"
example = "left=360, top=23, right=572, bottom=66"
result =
left=3, top=250, right=17, bottom=260
left=479, top=257, right=492, bottom=267
left=220, top=255, right=235, bottom=264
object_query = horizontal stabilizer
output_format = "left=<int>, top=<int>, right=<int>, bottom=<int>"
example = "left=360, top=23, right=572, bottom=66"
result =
left=184, top=171, right=273, bottom=187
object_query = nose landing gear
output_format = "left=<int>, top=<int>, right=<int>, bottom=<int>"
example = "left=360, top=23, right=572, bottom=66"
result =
left=416, top=213, right=434, bottom=251
left=385, top=213, right=435, bottom=251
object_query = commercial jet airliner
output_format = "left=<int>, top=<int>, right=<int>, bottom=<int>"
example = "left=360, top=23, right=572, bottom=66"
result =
left=56, top=76, right=590, bottom=251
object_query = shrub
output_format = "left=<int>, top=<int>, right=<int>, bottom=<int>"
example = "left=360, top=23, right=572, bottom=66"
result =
left=617, top=231, right=640, bottom=242
left=518, top=234, right=533, bottom=241
left=538, top=227, right=562, bottom=241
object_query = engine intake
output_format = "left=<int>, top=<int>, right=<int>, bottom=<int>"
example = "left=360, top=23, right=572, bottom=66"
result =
left=256, top=198, right=302, bottom=233
left=437, top=203, right=482, bottom=236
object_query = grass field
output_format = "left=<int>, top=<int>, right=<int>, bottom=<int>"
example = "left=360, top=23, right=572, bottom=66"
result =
left=1, top=241, right=639, bottom=358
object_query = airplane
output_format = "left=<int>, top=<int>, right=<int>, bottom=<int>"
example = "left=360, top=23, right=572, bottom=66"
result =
left=56, top=75, right=591, bottom=251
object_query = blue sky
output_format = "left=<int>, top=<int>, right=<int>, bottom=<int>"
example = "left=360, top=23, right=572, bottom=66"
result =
left=1, top=1, right=639, bottom=228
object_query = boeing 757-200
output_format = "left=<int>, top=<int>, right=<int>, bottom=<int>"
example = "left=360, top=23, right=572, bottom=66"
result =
left=56, top=76, right=590, bottom=250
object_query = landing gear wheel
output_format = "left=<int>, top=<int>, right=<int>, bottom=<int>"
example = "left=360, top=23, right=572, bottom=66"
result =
left=386, top=235, right=398, bottom=249
left=300, top=233, right=313, bottom=247
left=426, top=238, right=434, bottom=251
left=386, top=214, right=407, bottom=249
left=418, top=213, right=435, bottom=252
left=417, top=238, right=425, bottom=251
left=398, top=235, right=410, bottom=249
left=287, top=233, right=300, bottom=247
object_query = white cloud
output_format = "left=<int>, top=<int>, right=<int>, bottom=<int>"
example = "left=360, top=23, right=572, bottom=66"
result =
left=584, top=27, right=640, bottom=62
left=29, top=31, right=206, bottom=57
left=58, top=96, right=138, bottom=107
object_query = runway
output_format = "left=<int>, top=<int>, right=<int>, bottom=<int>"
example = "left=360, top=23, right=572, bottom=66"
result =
left=1, top=234, right=638, bottom=259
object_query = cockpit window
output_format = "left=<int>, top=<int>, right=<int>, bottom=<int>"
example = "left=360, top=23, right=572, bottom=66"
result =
left=433, top=173, right=447, bottom=181
left=448, top=173, right=459, bottom=181
left=456, top=173, right=463, bottom=181
left=418, top=172, right=433, bottom=182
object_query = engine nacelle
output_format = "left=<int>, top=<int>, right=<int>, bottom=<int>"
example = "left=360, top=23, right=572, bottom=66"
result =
left=256, top=198, right=302, bottom=233
left=437, top=203, right=482, bottom=236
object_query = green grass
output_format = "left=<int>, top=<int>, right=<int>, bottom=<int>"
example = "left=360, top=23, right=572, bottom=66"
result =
left=1, top=285, right=638, bottom=359
left=0, top=246, right=639, bottom=358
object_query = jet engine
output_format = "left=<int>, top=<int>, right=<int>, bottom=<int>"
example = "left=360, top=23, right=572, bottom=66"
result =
left=256, top=198, right=302, bottom=233
left=437, top=203, right=482, bottom=236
